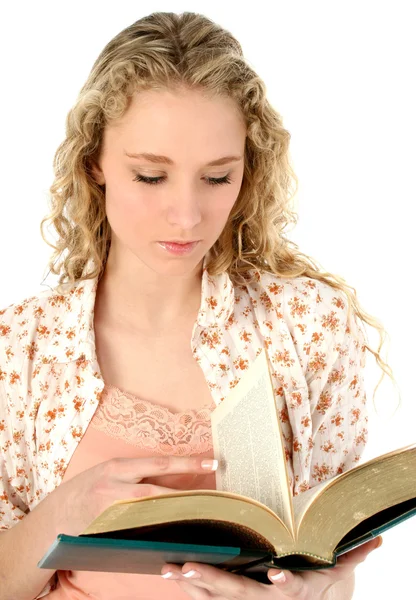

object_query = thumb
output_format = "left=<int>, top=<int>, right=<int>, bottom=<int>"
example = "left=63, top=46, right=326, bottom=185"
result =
left=337, top=536, right=383, bottom=567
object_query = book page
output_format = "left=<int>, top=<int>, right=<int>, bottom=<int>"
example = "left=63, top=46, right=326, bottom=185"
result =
left=211, top=350, right=294, bottom=536
left=293, top=442, right=416, bottom=537
left=292, top=479, right=331, bottom=534
left=295, top=445, right=416, bottom=557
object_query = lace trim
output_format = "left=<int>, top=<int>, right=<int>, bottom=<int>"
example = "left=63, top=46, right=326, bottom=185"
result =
left=90, top=384, right=215, bottom=455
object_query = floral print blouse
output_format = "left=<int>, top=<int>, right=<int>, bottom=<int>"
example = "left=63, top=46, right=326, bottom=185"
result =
left=0, top=254, right=369, bottom=598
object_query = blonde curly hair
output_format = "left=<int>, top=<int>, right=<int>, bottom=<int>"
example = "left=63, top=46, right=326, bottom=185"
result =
left=40, top=11, right=399, bottom=409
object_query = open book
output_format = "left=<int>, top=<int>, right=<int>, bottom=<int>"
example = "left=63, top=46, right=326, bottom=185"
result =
left=38, top=350, right=416, bottom=581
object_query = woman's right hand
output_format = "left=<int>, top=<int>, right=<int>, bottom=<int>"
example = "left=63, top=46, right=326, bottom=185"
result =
left=48, top=456, right=218, bottom=537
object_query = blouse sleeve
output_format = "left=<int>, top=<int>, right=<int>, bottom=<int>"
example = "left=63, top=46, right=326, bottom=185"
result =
left=0, top=380, right=30, bottom=529
left=0, top=341, right=57, bottom=598
left=292, top=282, right=369, bottom=496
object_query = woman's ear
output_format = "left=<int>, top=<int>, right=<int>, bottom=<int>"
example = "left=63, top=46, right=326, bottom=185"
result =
left=90, top=160, right=106, bottom=186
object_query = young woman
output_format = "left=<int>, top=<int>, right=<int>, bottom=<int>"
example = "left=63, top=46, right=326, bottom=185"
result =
left=0, top=11, right=391, bottom=600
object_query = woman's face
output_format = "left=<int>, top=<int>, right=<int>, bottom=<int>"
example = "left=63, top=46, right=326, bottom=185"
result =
left=91, top=87, right=247, bottom=277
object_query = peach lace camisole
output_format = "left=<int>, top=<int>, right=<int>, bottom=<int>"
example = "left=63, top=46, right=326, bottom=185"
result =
left=47, top=383, right=217, bottom=599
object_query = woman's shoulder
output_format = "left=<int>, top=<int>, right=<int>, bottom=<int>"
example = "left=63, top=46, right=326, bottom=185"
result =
left=0, top=279, right=92, bottom=375
left=0, top=277, right=94, bottom=328
left=237, top=269, right=359, bottom=353
left=240, top=269, right=348, bottom=319
left=1, top=285, right=56, bottom=324
left=0, top=284, right=65, bottom=350
left=0, top=287, right=54, bottom=360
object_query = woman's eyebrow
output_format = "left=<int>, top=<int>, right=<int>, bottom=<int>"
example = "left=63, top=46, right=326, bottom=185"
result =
left=124, top=151, right=243, bottom=167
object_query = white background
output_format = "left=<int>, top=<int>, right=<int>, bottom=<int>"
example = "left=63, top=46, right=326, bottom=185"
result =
left=1, top=2, right=415, bottom=598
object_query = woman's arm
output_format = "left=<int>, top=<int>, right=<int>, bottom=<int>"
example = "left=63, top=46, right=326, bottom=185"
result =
left=0, top=492, right=62, bottom=600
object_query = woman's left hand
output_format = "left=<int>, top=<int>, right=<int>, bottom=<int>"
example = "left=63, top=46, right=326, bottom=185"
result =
left=160, top=536, right=382, bottom=599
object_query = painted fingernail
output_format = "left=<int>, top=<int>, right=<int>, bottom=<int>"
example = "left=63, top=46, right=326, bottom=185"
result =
left=161, top=571, right=178, bottom=579
left=182, top=569, right=201, bottom=578
left=201, top=459, right=218, bottom=470
left=270, top=570, right=286, bottom=582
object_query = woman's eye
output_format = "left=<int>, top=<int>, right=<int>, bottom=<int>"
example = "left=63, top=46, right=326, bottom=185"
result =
left=133, top=174, right=232, bottom=186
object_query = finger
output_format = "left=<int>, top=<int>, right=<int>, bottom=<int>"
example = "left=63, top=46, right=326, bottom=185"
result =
left=175, top=580, right=214, bottom=599
left=122, top=482, right=192, bottom=498
left=336, top=536, right=382, bottom=568
left=162, top=565, right=217, bottom=593
left=104, top=456, right=218, bottom=482
left=267, top=568, right=307, bottom=597
left=171, top=562, right=272, bottom=598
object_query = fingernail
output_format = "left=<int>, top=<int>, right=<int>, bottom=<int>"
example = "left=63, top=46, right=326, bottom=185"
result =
left=201, top=459, right=218, bottom=470
left=161, top=571, right=178, bottom=579
left=375, top=536, right=383, bottom=549
left=182, top=569, right=201, bottom=578
left=270, top=570, right=286, bottom=582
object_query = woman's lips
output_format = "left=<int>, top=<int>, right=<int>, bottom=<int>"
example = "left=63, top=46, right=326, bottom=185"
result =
left=157, top=241, right=200, bottom=255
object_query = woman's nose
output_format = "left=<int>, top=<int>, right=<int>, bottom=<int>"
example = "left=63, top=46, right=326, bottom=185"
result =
left=166, top=194, right=202, bottom=230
